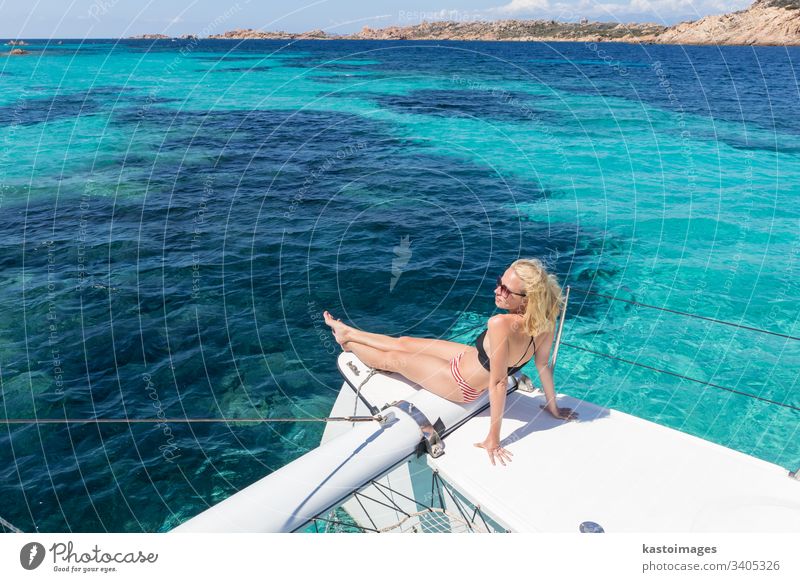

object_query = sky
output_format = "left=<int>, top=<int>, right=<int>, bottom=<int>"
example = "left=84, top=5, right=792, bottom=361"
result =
left=1, top=0, right=754, bottom=38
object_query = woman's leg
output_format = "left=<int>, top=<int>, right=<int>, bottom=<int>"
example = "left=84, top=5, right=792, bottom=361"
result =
left=324, top=311, right=402, bottom=351
left=345, top=330, right=466, bottom=361
left=394, top=336, right=467, bottom=361
left=342, top=340, right=465, bottom=403
left=324, top=311, right=466, bottom=360
left=344, top=327, right=405, bottom=352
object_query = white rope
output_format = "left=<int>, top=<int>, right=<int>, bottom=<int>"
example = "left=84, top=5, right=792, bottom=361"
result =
left=0, top=515, right=22, bottom=533
left=378, top=507, right=488, bottom=533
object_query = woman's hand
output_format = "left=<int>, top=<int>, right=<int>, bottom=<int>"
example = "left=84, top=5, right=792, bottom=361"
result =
left=474, top=436, right=513, bottom=466
left=540, top=404, right=579, bottom=421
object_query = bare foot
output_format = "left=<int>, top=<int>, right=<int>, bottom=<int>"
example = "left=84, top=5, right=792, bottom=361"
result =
left=323, top=311, right=349, bottom=348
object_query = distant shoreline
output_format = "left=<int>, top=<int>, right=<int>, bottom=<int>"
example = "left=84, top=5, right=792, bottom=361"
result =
left=5, top=37, right=800, bottom=45
left=125, top=0, right=799, bottom=47
left=4, top=0, right=799, bottom=48
left=120, top=36, right=796, bottom=47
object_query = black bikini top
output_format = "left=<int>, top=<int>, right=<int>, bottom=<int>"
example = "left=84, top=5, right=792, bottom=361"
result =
left=475, top=328, right=535, bottom=375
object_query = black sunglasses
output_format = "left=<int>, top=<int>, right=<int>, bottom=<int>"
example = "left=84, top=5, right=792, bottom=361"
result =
left=496, top=276, right=526, bottom=298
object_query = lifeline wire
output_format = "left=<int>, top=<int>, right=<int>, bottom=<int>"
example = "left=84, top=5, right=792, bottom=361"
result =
left=570, top=287, right=799, bottom=341
left=445, top=285, right=797, bottom=342
left=562, top=341, right=800, bottom=413
left=443, top=286, right=799, bottom=412
left=4, top=286, right=796, bottom=425
left=0, top=415, right=381, bottom=425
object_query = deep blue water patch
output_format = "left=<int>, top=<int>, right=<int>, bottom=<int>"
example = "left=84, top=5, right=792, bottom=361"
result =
left=0, top=86, right=179, bottom=127
left=0, top=91, right=105, bottom=126
left=190, top=55, right=271, bottom=62
left=306, top=72, right=390, bottom=84
left=294, top=61, right=383, bottom=73
left=527, top=43, right=800, bottom=138
left=207, top=65, right=273, bottom=73
left=338, top=88, right=556, bottom=123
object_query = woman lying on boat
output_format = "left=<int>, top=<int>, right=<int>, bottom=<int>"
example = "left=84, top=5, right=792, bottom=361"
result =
left=323, top=258, right=578, bottom=466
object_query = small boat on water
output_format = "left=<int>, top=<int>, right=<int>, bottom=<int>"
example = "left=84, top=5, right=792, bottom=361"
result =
left=173, top=289, right=800, bottom=533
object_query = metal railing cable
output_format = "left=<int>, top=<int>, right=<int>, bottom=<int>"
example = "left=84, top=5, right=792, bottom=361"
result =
left=0, top=415, right=381, bottom=425
left=444, top=284, right=797, bottom=344
left=570, top=287, right=799, bottom=341
left=561, top=341, right=800, bottom=412
left=562, top=285, right=799, bottom=412
left=420, top=289, right=800, bottom=413
left=3, top=286, right=795, bottom=426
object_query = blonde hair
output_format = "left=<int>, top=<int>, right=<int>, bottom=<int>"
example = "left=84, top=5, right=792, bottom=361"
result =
left=510, top=258, right=565, bottom=337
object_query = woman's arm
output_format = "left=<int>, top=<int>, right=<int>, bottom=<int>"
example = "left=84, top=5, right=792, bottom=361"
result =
left=534, top=331, right=578, bottom=421
left=486, top=315, right=511, bottom=441
left=534, top=332, right=558, bottom=414
left=473, top=315, right=514, bottom=465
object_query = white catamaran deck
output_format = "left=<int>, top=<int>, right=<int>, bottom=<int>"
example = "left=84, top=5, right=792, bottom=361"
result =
left=428, top=389, right=800, bottom=533
left=175, top=351, right=799, bottom=533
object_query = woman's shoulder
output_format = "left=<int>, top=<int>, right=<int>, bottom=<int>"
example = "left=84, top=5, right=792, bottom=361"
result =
left=487, top=314, right=518, bottom=332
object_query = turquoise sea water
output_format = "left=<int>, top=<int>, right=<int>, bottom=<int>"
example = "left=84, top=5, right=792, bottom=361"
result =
left=0, top=39, right=798, bottom=532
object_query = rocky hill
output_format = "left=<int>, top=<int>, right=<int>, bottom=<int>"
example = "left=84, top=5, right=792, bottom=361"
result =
left=133, top=0, right=800, bottom=46
left=653, top=0, right=800, bottom=45
left=345, top=0, right=800, bottom=45
left=207, top=28, right=329, bottom=40
left=347, top=19, right=667, bottom=42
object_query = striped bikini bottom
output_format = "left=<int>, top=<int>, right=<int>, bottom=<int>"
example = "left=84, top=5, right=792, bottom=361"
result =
left=449, top=350, right=484, bottom=403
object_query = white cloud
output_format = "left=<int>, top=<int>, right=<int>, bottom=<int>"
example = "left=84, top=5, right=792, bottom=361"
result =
left=498, top=0, right=553, bottom=13
left=492, top=0, right=753, bottom=22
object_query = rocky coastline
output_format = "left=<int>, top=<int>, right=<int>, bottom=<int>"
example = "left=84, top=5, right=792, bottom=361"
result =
left=0, top=0, right=773, bottom=47
left=204, top=0, right=799, bottom=46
